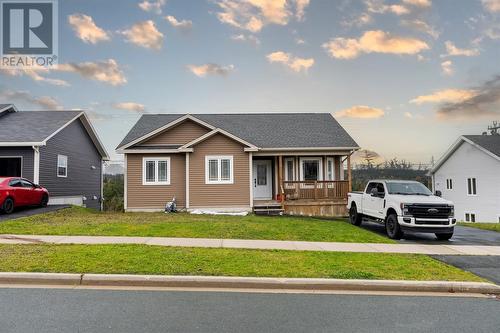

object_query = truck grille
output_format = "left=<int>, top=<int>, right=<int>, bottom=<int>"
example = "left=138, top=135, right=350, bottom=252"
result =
left=407, top=204, right=452, bottom=219
left=415, top=220, right=450, bottom=225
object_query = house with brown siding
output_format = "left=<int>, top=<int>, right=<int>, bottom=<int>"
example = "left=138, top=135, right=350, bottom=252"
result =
left=116, top=113, right=359, bottom=217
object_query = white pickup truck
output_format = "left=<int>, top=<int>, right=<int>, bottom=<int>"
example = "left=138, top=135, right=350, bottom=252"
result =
left=347, top=180, right=456, bottom=240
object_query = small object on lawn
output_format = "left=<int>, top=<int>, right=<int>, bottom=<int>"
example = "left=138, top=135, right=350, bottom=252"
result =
left=165, top=197, right=177, bottom=213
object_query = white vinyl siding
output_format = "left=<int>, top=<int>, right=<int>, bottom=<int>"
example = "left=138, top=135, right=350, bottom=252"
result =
left=142, top=157, right=170, bottom=185
left=205, top=156, right=233, bottom=184
left=57, top=154, right=67, bottom=178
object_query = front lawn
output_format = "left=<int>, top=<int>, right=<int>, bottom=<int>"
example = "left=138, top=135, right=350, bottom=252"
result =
left=0, top=244, right=483, bottom=281
left=459, top=223, right=500, bottom=233
left=0, top=207, right=393, bottom=243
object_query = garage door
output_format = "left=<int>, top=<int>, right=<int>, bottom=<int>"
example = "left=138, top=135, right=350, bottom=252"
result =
left=0, top=157, right=22, bottom=177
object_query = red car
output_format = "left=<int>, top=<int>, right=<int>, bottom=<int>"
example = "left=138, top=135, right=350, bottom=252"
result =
left=0, top=177, right=49, bottom=214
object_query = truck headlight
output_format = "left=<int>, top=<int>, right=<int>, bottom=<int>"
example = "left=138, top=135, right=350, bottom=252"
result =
left=449, top=205, right=454, bottom=218
left=400, top=203, right=411, bottom=217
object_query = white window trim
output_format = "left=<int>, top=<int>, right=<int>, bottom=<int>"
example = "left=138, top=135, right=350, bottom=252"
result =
left=205, top=155, right=234, bottom=184
left=284, top=157, right=295, bottom=181
left=326, top=157, right=335, bottom=181
left=466, top=177, right=477, bottom=196
left=57, top=154, right=68, bottom=178
left=464, top=212, right=476, bottom=223
left=446, top=178, right=453, bottom=190
left=142, top=157, right=171, bottom=185
left=299, top=157, right=323, bottom=181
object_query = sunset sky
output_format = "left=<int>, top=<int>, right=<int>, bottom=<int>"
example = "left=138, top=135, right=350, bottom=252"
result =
left=1, top=0, right=500, bottom=162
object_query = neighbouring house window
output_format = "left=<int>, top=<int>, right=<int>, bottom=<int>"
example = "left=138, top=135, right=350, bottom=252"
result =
left=284, top=158, right=295, bottom=181
left=326, top=157, right=335, bottom=181
left=465, top=213, right=476, bottom=223
left=57, top=155, right=67, bottom=178
left=446, top=179, right=453, bottom=190
left=142, top=157, right=170, bottom=185
left=467, top=178, right=477, bottom=195
left=205, top=156, right=233, bottom=184
left=300, top=157, right=322, bottom=181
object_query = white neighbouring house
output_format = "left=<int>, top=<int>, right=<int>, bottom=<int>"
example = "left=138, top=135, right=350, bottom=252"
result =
left=429, top=135, right=500, bottom=223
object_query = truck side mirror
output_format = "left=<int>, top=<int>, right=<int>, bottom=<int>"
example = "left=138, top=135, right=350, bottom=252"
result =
left=435, top=190, right=442, bottom=197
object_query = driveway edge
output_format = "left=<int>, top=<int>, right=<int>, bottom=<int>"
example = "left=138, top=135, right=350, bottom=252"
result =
left=0, top=273, right=499, bottom=294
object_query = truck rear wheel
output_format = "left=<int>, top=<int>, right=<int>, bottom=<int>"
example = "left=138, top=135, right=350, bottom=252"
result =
left=435, top=232, right=453, bottom=241
left=385, top=214, right=403, bottom=240
left=349, top=205, right=362, bottom=226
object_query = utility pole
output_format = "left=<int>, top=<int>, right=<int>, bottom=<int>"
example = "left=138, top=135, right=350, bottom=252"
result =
left=487, top=121, right=500, bottom=135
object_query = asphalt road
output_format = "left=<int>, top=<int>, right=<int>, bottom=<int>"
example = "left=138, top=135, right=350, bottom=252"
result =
left=0, top=288, right=498, bottom=333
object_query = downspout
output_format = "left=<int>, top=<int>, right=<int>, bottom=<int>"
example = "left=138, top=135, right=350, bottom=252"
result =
left=101, top=158, right=104, bottom=211
left=32, top=146, right=40, bottom=184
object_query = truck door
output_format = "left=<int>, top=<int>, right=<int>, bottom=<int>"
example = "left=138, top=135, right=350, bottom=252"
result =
left=364, top=182, right=385, bottom=218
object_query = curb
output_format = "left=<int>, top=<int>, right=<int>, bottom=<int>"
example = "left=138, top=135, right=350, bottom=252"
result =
left=0, top=273, right=499, bottom=294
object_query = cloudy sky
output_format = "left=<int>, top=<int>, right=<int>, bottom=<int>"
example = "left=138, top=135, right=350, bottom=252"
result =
left=2, top=0, right=500, bottom=162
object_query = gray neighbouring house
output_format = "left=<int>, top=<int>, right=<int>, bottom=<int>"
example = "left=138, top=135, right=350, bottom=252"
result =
left=0, top=104, right=109, bottom=210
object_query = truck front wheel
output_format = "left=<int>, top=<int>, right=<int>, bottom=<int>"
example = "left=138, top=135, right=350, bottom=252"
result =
left=385, top=214, right=403, bottom=240
left=349, top=205, right=362, bottom=226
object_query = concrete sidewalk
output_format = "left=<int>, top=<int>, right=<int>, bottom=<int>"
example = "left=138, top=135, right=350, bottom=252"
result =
left=2, top=234, right=500, bottom=256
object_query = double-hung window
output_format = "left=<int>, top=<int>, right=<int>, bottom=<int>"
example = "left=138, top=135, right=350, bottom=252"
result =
left=57, top=155, right=67, bottom=178
left=299, top=157, right=323, bottom=181
left=205, top=156, right=233, bottom=184
left=465, top=213, right=476, bottom=223
left=446, top=179, right=453, bottom=190
left=467, top=178, right=477, bottom=195
left=143, top=157, right=170, bottom=185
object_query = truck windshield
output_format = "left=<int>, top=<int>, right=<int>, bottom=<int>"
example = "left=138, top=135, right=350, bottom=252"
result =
left=386, top=182, right=432, bottom=196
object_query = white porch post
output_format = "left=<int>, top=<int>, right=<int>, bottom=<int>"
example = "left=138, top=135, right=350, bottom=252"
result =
left=249, top=152, right=253, bottom=207
left=32, top=146, right=40, bottom=184
left=186, top=152, right=190, bottom=209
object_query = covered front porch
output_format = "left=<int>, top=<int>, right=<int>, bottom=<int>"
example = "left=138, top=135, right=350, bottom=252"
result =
left=251, top=152, right=353, bottom=217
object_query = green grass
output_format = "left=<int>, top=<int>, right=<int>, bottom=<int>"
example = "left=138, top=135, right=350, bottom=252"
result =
left=0, top=244, right=483, bottom=281
left=0, top=206, right=393, bottom=243
left=459, top=222, right=500, bottom=232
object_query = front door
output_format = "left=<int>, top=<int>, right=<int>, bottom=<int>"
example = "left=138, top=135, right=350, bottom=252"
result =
left=253, top=160, right=272, bottom=200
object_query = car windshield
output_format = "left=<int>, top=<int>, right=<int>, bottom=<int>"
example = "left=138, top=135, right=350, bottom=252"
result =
left=386, top=182, right=432, bottom=196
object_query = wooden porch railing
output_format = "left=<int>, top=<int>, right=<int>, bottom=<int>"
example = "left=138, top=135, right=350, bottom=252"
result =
left=282, top=180, right=349, bottom=201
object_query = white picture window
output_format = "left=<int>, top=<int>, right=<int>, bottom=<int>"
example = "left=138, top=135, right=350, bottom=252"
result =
left=446, top=179, right=453, bottom=190
left=467, top=178, right=477, bottom=195
left=205, top=156, right=233, bottom=184
left=142, top=157, right=170, bottom=185
left=57, top=155, right=67, bottom=178
left=284, top=158, right=295, bottom=181
left=299, top=157, right=323, bottom=181
left=465, top=213, right=476, bottom=223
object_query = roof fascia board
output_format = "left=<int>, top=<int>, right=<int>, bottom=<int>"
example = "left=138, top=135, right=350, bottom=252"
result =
left=117, top=148, right=193, bottom=154
left=0, top=104, right=17, bottom=113
left=79, top=112, right=110, bottom=160
left=42, top=112, right=84, bottom=143
left=258, top=147, right=360, bottom=151
left=0, top=142, right=45, bottom=146
left=462, top=136, right=500, bottom=163
left=180, top=128, right=258, bottom=149
left=428, top=136, right=500, bottom=175
left=428, top=137, right=464, bottom=175
left=117, top=114, right=216, bottom=150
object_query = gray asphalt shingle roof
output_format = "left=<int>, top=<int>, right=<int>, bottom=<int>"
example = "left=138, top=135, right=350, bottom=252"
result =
left=0, top=111, right=82, bottom=143
left=464, top=135, right=500, bottom=159
left=118, top=113, right=359, bottom=149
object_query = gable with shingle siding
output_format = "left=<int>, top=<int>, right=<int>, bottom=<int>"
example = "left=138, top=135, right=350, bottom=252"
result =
left=136, top=119, right=211, bottom=147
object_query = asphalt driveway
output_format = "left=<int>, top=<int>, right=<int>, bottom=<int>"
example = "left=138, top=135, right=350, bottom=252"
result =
left=0, top=205, right=68, bottom=222
left=359, top=220, right=500, bottom=284
left=359, top=220, right=500, bottom=246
